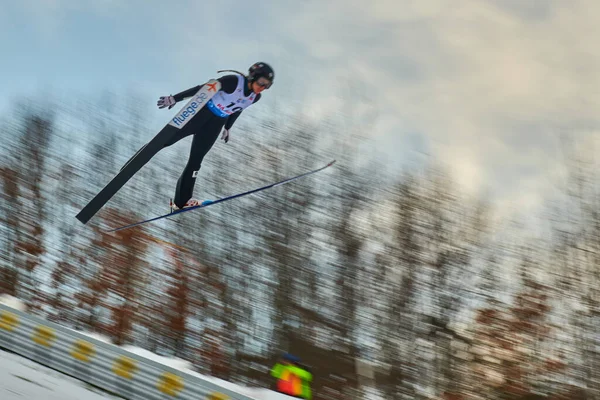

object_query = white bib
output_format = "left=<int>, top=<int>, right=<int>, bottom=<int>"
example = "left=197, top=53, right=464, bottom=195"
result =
left=206, top=75, right=257, bottom=118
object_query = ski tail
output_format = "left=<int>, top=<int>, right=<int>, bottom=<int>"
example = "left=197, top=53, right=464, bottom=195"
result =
left=75, top=80, right=221, bottom=225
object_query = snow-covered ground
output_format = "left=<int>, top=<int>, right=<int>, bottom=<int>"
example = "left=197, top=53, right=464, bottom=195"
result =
left=0, top=347, right=294, bottom=400
left=1, top=295, right=375, bottom=400
left=0, top=295, right=295, bottom=400
left=0, top=294, right=26, bottom=312
left=0, top=348, right=120, bottom=400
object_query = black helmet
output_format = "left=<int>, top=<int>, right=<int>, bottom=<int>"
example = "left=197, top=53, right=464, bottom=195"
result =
left=248, top=62, right=274, bottom=87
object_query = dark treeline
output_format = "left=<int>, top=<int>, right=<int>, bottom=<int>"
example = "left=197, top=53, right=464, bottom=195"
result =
left=0, top=95, right=597, bottom=400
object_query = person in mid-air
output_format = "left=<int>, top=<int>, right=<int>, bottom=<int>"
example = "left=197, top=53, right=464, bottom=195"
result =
left=153, top=62, right=274, bottom=212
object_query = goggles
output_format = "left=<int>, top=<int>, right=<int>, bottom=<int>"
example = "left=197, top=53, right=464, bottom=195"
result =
left=255, top=78, right=272, bottom=89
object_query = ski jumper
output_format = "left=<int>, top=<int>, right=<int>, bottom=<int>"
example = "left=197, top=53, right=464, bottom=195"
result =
left=165, top=74, right=261, bottom=208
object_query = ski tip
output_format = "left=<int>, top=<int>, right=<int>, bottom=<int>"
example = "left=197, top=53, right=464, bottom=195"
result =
left=327, top=160, right=337, bottom=167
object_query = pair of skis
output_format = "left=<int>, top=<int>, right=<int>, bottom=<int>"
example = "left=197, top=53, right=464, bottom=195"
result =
left=75, top=80, right=335, bottom=232
left=105, top=159, right=335, bottom=232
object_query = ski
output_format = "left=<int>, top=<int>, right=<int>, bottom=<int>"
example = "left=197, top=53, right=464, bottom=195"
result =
left=104, top=160, right=336, bottom=233
left=75, top=80, right=222, bottom=225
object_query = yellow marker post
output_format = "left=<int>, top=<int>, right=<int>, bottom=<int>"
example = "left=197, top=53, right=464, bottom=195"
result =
left=32, top=326, right=56, bottom=347
left=208, top=393, right=230, bottom=400
left=113, top=356, right=138, bottom=379
left=157, top=372, right=184, bottom=396
left=70, top=339, right=95, bottom=362
left=0, top=311, right=19, bottom=331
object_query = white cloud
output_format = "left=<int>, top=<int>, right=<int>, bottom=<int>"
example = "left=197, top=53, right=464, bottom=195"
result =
left=282, top=1, right=600, bottom=206
left=249, top=0, right=600, bottom=221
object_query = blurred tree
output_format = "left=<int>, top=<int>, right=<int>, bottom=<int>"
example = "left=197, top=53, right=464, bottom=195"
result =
left=470, top=258, right=565, bottom=400
left=375, top=174, right=422, bottom=400
left=0, top=166, right=20, bottom=296
left=11, top=114, right=53, bottom=310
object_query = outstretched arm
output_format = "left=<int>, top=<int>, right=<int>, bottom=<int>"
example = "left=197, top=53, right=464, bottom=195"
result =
left=157, top=86, right=200, bottom=109
left=172, top=75, right=240, bottom=102
left=172, top=85, right=202, bottom=102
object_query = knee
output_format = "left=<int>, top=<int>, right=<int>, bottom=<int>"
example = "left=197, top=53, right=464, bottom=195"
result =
left=185, top=158, right=203, bottom=171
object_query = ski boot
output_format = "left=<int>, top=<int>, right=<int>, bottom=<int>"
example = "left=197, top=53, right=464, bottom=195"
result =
left=169, top=198, right=201, bottom=213
left=169, top=198, right=214, bottom=213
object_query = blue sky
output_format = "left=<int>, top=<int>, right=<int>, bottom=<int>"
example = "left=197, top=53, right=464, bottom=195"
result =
left=2, top=0, right=600, bottom=223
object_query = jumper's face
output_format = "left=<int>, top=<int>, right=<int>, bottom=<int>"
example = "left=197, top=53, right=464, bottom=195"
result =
left=251, top=77, right=272, bottom=94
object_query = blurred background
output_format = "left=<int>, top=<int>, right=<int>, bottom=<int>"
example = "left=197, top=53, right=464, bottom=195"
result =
left=2, top=1, right=600, bottom=399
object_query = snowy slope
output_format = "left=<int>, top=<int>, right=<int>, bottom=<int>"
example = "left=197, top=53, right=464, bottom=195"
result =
left=0, top=347, right=295, bottom=400
left=0, top=348, right=120, bottom=400
left=0, top=295, right=325, bottom=400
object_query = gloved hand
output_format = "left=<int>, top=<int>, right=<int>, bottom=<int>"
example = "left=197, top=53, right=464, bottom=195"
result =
left=221, top=128, right=230, bottom=143
left=157, top=95, right=176, bottom=109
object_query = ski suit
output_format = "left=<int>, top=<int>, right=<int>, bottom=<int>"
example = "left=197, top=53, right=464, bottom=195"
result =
left=160, top=74, right=261, bottom=208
